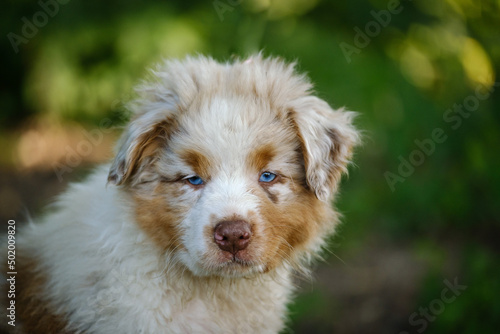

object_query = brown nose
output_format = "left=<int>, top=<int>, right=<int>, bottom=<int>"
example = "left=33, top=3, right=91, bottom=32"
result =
left=214, top=221, right=252, bottom=255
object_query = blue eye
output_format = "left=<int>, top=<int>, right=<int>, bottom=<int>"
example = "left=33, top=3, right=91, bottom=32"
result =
left=186, top=176, right=204, bottom=186
left=259, top=172, right=277, bottom=183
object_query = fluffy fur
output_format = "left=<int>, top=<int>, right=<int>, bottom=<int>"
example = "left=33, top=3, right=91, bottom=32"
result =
left=3, top=54, right=359, bottom=333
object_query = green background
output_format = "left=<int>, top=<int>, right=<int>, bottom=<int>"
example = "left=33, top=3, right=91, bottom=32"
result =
left=1, top=0, right=499, bottom=333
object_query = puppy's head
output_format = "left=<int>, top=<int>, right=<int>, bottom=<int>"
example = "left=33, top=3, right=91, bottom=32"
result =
left=108, top=55, right=359, bottom=277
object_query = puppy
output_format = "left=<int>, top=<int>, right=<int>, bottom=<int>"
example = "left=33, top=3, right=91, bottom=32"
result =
left=4, top=55, right=359, bottom=333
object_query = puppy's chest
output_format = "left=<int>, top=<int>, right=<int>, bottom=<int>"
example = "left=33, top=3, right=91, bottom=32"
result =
left=90, top=274, right=289, bottom=334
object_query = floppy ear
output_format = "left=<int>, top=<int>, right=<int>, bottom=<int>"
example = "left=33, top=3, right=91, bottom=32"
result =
left=107, top=57, right=205, bottom=185
left=291, top=96, right=359, bottom=201
left=108, top=112, right=174, bottom=186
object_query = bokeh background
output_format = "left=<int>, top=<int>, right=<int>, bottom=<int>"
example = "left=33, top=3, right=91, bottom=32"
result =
left=1, top=0, right=499, bottom=333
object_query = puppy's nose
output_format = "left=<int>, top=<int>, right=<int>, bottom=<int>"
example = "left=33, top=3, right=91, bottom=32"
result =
left=214, top=221, right=252, bottom=255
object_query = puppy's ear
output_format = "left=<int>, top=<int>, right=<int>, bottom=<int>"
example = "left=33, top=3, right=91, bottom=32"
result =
left=108, top=57, right=200, bottom=185
left=108, top=113, right=173, bottom=186
left=291, top=96, right=359, bottom=201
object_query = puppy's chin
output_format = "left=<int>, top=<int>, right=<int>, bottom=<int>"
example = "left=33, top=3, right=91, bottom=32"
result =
left=176, top=250, right=268, bottom=278
left=204, top=262, right=266, bottom=279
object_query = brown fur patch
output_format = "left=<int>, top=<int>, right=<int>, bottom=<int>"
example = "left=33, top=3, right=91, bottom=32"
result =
left=4, top=255, right=73, bottom=333
left=248, top=144, right=276, bottom=172
left=133, top=182, right=186, bottom=252
left=180, top=149, right=212, bottom=180
left=258, top=187, right=331, bottom=271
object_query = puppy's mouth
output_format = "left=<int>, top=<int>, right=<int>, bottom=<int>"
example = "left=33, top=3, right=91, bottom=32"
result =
left=219, top=252, right=254, bottom=266
left=213, top=258, right=263, bottom=278
left=204, top=248, right=264, bottom=277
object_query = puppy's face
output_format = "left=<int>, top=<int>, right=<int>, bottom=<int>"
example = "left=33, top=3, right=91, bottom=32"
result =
left=108, top=56, right=359, bottom=277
